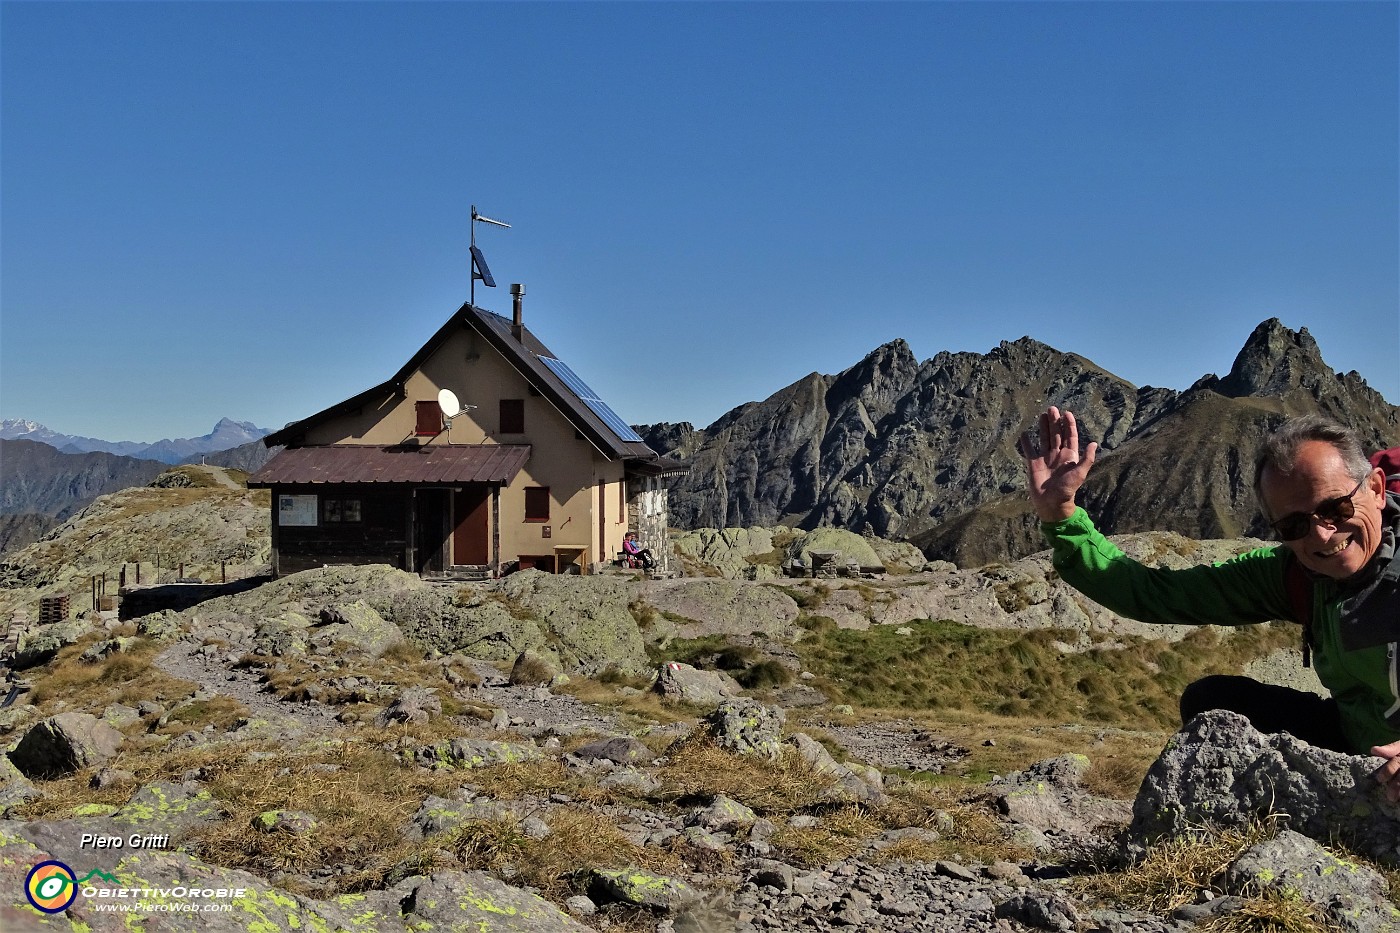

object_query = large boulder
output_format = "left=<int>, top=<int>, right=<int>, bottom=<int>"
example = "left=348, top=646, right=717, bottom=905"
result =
left=12, top=620, right=91, bottom=669
left=10, top=712, right=125, bottom=778
left=1128, top=710, right=1400, bottom=865
left=383, top=587, right=549, bottom=661
left=654, top=662, right=742, bottom=707
left=316, top=601, right=404, bottom=656
left=672, top=527, right=776, bottom=579
left=787, top=528, right=884, bottom=571
left=867, top=538, right=928, bottom=573
left=642, top=579, right=801, bottom=640
left=500, top=571, right=650, bottom=675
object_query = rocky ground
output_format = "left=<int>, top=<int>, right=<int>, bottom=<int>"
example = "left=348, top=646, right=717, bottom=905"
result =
left=0, top=482, right=1383, bottom=932
left=2, top=562, right=1398, bottom=933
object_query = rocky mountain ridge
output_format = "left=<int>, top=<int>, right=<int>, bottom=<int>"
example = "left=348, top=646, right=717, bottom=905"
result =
left=0, top=436, right=278, bottom=556
left=0, top=417, right=271, bottom=464
left=0, top=440, right=174, bottom=559
left=639, top=319, right=1398, bottom=565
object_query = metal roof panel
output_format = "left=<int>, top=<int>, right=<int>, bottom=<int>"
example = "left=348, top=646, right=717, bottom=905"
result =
left=248, top=444, right=532, bottom=486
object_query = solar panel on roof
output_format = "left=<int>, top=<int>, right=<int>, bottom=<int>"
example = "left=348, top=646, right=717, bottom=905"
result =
left=538, top=356, right=644, bottom=443
left=470, top=245, right=496, bottom=288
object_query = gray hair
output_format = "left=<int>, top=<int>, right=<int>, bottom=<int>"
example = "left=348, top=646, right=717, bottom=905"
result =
left=1252, top=415, right=1373, bottom=494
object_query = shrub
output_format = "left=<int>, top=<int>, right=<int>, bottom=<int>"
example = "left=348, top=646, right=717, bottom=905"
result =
left=737, top=661, right=793, bottom=690
left=715, top=645, right=758, bottom=670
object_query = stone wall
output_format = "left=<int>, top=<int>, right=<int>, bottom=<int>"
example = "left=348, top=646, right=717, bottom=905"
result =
left=628, top=477, right=672, bottom=572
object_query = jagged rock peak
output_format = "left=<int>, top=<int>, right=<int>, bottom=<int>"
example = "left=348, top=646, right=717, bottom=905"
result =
left=829, top=339, right=919, bottom=400
left=1217, top=318, right=1327, bottom=398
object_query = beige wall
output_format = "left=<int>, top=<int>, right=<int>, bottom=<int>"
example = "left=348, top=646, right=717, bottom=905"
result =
left=300, top=324, right=630, bottom=571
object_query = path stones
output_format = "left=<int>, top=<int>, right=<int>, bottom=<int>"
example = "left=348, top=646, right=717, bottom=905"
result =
left=414, top=737, right=543, bottom=770
left=375, top=685, right=441, bottom=727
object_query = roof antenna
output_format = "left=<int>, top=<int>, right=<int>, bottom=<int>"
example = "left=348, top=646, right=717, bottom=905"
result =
left=470, top=204, right=511, bottom=307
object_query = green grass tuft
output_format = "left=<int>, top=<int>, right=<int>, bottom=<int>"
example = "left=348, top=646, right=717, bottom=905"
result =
left=794, top=618, right=1300, bottom=730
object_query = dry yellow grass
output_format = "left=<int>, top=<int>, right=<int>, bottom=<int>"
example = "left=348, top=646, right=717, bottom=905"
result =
left=182, top=738, right=469, bottom=893
left=655, top=736, right=839, bottom=814
left=28, top=633, right=196, bottom=712
left=1076, top=817, right=1283, bottom=915
left=771, top=806, right=883, bottom=867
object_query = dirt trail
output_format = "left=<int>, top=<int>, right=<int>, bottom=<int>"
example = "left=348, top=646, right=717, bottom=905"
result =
left=191, top=464, right=243, bottom=489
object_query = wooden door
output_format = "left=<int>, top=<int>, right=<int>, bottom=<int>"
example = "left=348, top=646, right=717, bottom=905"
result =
left=453, top=486, right=490, bottom=565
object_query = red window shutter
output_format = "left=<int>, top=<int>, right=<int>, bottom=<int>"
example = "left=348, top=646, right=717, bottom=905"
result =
left=525, top=487, right=550, bottom=522
left=415, top=401, right=441, bottom=436
left=500, top=399, right=525, bottom=434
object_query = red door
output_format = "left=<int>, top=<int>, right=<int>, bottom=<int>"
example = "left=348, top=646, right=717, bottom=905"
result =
left=453, top=487, right=489, bottom=565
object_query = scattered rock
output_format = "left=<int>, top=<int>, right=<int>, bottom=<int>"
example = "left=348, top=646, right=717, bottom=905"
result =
left=1129, top=710, right=1400, bottom=865
left=1224, top=829, right=1400, bottom=933
left=0, top=754, right=40, bottom=810
left=573, top=735, right=651, bottom=765
left=10, top=712, right=125, bottom=778
left=588, top=868, right=700, bottom=912
left=654, top=661, right=742, bottom=706
left=375, top=686, right=441, bottom=727
left=415, top=738, right=543, bottom=770
left=509, top=649, right=560, bottom=685
left=253, top=809, right=319, bottom=835
left=316, top=601, right=404, bottom=656
left=705, top=699, right=785, bottom=757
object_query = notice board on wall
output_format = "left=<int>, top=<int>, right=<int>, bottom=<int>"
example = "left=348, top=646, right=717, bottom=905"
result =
left=278, top=495, right=318, bottom=527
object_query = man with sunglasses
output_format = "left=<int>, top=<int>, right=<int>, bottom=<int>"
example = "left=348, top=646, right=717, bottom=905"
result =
left=1020, top=406, right=1400, bottom=797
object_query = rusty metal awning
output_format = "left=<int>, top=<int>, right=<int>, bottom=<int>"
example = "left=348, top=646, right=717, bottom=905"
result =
left=248, top=444, right=531, bottom=486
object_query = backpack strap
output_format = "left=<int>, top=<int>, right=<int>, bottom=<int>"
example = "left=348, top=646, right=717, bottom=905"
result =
left=1283, top=554, right=1314, bottom=667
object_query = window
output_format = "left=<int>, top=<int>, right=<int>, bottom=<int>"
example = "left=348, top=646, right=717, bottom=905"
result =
left=500, top=399, right=524, bottom=434
left=415, top=401, right=441, bottom=436
left=618, top=480, right=626, bottom=521
left=323, top=498, right=362, bottom=523
left=524, top=487, right=550, bottom=522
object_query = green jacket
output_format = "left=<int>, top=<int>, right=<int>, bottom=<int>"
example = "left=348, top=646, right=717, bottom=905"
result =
left=1042, top=506, right=1399, bottom=754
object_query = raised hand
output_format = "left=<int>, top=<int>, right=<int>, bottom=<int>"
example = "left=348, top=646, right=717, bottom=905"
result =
left=1018, top=406, right=1098, bottom=522
left=1372, top=741, right=1400, bottom=803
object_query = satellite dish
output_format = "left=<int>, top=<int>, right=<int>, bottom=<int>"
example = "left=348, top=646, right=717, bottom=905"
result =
left=438, top=388, right=462, bottom=419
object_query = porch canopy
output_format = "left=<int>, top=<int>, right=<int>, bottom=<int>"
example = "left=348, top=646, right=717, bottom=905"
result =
left=249, top=444, right=531, bottom=486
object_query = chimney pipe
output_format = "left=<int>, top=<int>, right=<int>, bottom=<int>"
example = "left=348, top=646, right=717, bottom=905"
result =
left=510, top=283, right=525, bottom=340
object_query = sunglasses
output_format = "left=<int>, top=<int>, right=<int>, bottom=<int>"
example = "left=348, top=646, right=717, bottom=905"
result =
left=1269, top=477, right=1366, bottom=541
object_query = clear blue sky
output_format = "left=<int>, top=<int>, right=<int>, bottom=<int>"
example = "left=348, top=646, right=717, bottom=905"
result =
left=3, top=2, right=1396, bottom=444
